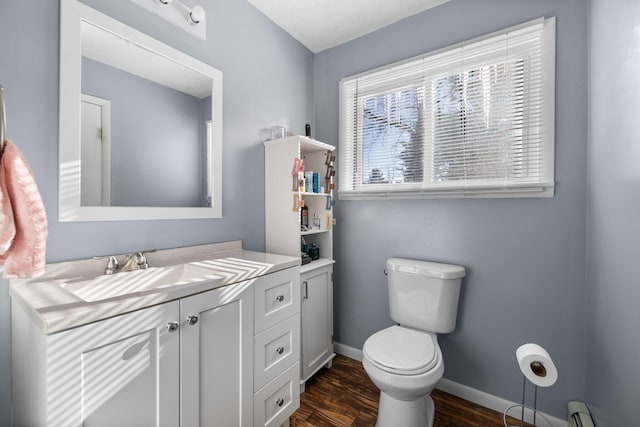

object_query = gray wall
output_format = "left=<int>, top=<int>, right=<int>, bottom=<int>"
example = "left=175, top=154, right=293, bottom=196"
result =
left=0, top=0, right=312, bottom=423
left=586, top=0, right=640, bottom=425
left=313, top=0, right=588, bottom=418
left=82, top=57, right=205, bottom=207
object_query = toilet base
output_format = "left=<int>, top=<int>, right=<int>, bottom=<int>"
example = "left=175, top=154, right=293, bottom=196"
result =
left=375, top=392, right=435, bottom=427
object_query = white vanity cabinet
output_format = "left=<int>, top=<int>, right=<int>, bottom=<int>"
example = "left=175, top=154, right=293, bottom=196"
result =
left=300, top=264, right=334, bottom=385
left=11, top=265, right=299, bottom=427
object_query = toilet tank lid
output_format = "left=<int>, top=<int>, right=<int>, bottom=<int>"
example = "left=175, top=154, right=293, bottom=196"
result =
left=387, top=258, right=466, bottom=279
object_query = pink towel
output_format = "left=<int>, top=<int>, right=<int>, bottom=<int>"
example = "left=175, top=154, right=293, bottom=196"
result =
left=0, top=140, right=47, bottom=278
left=0, top=148, right=15, bottom=254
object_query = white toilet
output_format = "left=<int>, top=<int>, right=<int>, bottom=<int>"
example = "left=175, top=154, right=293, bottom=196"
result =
left=362, top=258, right=465, bottom=427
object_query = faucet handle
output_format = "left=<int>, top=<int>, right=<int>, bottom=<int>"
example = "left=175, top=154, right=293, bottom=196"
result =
left=94, top=255, right=120, bottom=275
left=136, top=249, right=156, bottom=269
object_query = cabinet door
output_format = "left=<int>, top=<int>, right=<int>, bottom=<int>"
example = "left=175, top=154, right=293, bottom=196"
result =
left=300, top=265, right=333, bottom=382
left=45, top=301, right=180, bottom=427
left=181, top=281, right=254, bottom=427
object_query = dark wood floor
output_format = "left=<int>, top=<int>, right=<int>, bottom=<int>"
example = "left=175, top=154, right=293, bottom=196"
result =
left=292, top=355, right=531, bottom=427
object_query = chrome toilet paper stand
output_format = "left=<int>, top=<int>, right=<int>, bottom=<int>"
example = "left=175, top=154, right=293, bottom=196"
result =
left=519, top=372, right=538, bottom=426
left=504, top=360, right=548, bottom=427
left=520, top=360, right=546, bottom=425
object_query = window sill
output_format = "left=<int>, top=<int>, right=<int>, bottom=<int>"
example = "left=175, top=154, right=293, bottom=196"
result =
left=338, top=185, right=555, bottom=200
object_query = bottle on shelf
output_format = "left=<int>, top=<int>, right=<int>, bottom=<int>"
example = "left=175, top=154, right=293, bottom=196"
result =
left=313, top=172, right=320, bottom=193
left=305, top=172, right=313, bottom=193
left=308, top=243, right=320, bottom=260
left=301, top=205, right=309, bottom=230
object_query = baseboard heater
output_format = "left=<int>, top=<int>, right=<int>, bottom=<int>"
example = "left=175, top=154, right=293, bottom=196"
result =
left=568, top=401, right=595, bottom=427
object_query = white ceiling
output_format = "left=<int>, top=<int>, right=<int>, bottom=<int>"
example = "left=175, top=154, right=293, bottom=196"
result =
left=247, top=0, right=450, bottom=53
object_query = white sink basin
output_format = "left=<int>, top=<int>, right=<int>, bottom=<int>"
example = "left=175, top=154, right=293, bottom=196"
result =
left=61, top=264, right=222, bottom=302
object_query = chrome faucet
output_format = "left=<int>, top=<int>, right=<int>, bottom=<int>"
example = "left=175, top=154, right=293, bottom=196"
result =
left=94, top=255, right=120, bottom=275
left=94, top=250, right=155, bottom=275
left=121, top=252, right=150, bottom=272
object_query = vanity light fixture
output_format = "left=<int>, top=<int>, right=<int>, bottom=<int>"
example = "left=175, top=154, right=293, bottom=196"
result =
left=128, top=0, right=207, bottom=40
left=158, top=0, right=204, bottom=25
left=188, top=5, right=205, bottom=25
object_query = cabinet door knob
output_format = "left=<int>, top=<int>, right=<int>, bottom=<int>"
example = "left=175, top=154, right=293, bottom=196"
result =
left=303, top=281, right=308, bottom=299
left=276, top=346, right=284, bottom=355
left=275, top=294, right=285, bottom=302
left=187, top=315, right=199, bottom=326
left=167, top=321, right=179, bottom=333
left=276, top=397, right=284, bottom=407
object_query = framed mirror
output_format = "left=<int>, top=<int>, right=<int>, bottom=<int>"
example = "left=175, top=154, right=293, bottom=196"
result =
left=59, top=0, right=223, bottom=221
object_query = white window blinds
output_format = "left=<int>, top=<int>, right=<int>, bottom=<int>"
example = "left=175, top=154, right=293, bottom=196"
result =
left=339, top=17, right=556, bottom=199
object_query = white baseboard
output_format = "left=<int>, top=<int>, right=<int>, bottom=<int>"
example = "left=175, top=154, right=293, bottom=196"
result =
left=333, top=342, right=364, bottom=361
left=437, top=378, right=566, bottom=427
left=333, top=342, right=566, bottom=427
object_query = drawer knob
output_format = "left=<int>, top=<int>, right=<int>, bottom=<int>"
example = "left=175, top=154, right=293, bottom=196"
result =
left=276, top=346, right=284, bottom=355
left=275, top=295, right=285, bottom=302
left=276, top=397, right=284, bottom=407
left=187, top=315, right=199, bottom=326
left=167, top=321, right=179, bottom=333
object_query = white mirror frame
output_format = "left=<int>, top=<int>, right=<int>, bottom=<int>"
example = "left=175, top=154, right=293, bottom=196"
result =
left=59, top=0, right=223, bottom=221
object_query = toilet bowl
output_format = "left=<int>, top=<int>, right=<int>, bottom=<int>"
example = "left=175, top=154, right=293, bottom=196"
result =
left=362, top=258, right=465, bottom=427
left=363, top=326, right=444, bottom=427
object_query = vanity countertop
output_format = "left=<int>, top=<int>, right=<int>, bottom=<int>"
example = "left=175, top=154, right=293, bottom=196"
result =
left=10, top=241, right=299, bottom=334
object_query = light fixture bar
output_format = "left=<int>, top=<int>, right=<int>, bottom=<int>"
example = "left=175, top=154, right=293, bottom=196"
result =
left=128, top=0, right=206, bottom=40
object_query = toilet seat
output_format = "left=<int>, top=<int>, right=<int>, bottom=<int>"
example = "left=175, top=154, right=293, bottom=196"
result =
left=363, top=326, right=439, bottom=375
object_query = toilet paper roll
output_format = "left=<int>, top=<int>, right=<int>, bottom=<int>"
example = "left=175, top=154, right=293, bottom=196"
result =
left=516, top=343, right=558, bottom=387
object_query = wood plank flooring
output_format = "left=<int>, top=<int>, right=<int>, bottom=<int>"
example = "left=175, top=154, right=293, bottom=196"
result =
left=291, top=355, right=531, bottom=427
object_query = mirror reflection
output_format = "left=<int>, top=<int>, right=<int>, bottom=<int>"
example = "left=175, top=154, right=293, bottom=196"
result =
left=80, top=21, right=213, bottom=208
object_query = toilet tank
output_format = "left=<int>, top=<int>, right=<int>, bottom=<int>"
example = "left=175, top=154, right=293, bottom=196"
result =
left=386, top=258, right=465, bottom=334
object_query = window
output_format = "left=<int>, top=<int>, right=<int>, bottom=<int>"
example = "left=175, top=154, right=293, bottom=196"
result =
left=339, top=18, right=556, bottom=199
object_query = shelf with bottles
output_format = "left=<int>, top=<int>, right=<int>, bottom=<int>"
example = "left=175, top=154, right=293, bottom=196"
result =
left=300, top=203, right=334, bottom=234
left=299, top=186, right=334, bottom=230
left=300, top=230, right=332, bottom=266
left=291, top=140, right=336, bottom=199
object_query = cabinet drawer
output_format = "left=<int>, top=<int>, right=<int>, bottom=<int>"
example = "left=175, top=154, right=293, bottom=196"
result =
left=254, top=362, right=300, bottom=427
left=254, top=314, right=300, bottom=391
left=254, top=268, right=300, bottom=334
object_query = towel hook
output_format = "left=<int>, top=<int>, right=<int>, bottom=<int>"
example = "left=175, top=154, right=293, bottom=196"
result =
left=0, top=84, right=6, bottom=153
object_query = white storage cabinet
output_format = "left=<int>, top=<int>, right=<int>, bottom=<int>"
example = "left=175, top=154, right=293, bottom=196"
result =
left=264, top=135, right=336, bottom=391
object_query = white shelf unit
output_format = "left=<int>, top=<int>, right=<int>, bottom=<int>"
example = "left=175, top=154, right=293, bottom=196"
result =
left=265, top=135, right=335, bottom=267
left=265, top=135, right=336, bottom=391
